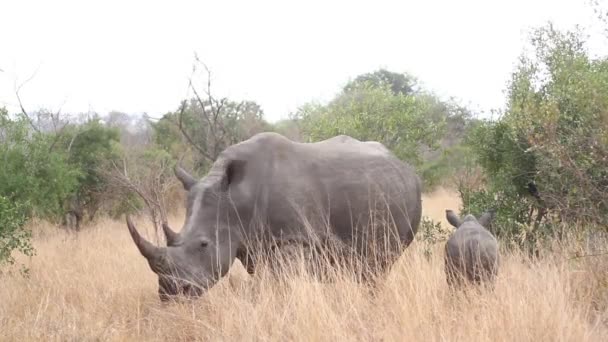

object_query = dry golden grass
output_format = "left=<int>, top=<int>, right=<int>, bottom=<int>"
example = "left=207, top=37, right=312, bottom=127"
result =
left=1, top=188, right=607, bottom=341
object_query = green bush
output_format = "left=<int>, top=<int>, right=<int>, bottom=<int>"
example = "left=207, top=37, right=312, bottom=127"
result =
left=0, top=196, right=34, bottom=267
left=417, top=216, right=452, bottom=259
left=462, top=24, right=608, bottom=252
left=420, top=144, right=477, bottom=191
left=0, top=108, right=80, bottom=222
left=295, top=79, right=446, bottom=169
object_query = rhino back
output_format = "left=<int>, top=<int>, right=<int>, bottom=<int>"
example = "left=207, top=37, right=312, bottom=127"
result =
left=220, top=132, right=422, bottom=249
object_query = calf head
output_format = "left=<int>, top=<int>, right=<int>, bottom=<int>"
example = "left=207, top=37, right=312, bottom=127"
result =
left=445, top=208, right=496, bottom=230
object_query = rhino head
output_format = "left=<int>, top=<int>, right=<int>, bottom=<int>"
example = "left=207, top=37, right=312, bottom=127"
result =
left=445, top=208, right=496, bottom=229
left=126, top=160, right=247, bottom=301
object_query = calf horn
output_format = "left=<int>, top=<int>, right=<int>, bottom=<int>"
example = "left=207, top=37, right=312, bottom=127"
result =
left=126, top=216, right=165, bottom=262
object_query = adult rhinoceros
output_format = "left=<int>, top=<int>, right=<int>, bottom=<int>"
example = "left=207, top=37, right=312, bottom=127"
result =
left=126, top=132, right=422, bottom=301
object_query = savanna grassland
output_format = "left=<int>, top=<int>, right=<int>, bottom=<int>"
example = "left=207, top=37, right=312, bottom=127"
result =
left=3, top=12, right=608, bottom=342
left=1, top=189, right=607, bottom=342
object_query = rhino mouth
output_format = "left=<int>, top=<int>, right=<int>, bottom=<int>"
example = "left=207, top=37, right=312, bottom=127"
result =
left=158, top=278, right=207, bottom=302
left=157, top=268, right=219, bottom=302
left=181, top=284, right=204, bottom=298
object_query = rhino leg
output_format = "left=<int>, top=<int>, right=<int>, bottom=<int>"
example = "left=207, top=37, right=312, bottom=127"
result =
left=445, top=255, right=466, bottom=290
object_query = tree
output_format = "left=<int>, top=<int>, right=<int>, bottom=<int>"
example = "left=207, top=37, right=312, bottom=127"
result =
left=0, top=196, right=33, bottom=268
left=343, top=69, right=417, bottom=96
left=0, top=106, right=80, bottom=267
left=462, top=23, right=608, bottom=251
left=152, top=57, right=272, bottom=172
left=0, top=107, right=80, bottom=222
left=102, top=146, right=180, bottom=243
left=58, top=119, right=121, bottom=229
left=294, top=78, right=446, bottom=169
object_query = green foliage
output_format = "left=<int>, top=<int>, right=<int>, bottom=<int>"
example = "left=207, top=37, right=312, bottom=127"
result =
left=417, top=216, right=451, bottom=259
left=152, top=98, right=271, bottom=172
left=106, top=143, right=182, bottom=226
left=152, top=109, right=190, bottom=157
left=0, top=108, right=81, bottom=222
left=60, top=119, right=121, bottom=219
left=420, top=144, right=476, bottom=190
left=295, top=80, right=446, bottom=168
left=270, top=118, right=302, bottom=141
left=0, top=196, right=34, bottom=267
left=343, top=69, right=417, bottom=95
left=63, top=120, right=120, bottom=188
left=0, top=107, right=120, bottom=236
left=462, top=23, right=608, bottom=250
left=106, top=190, right=143, bottom=219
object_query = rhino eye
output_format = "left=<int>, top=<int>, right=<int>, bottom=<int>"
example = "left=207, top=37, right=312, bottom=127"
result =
left=200, top=241, right=209, bottom=248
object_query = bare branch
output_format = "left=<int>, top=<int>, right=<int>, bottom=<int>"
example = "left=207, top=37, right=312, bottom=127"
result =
left=12, top=67, right=72, bottom=153
left=47, top=120, right=70, bottom=152
left=176, top=100, right=214, bottom=161
left=102, top=149, right=180, bottom=242
left=13, top=66, right=42, bottom=133
left=15, top=87, right=40, bottom=134
left=189, top=78, right=215, bottom=133
left=176, top=56, right=267, bottom=163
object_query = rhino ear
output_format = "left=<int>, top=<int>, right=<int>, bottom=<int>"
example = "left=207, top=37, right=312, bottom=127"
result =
left=446, top=209, right=463, bottom=228
left=220, top=159, right=247, bottom=192
left=175, top=165, right=197, bottom=191
left=477, top=209, right=496, bottom=228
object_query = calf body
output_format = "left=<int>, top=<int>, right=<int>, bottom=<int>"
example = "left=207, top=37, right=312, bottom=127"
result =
left=444, top=209, right=499, bottom=288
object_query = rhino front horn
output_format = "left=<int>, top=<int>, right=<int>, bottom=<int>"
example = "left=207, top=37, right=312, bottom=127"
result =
left=126, top=216, right=165, bottom=261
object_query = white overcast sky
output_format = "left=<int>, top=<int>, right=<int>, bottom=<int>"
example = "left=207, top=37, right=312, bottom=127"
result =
left=1, top=0, right=606, bottom=123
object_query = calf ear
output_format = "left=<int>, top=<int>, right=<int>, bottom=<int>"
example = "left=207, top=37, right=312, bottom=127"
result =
left=446, top=209, right=463, bottom=228
left=220, top=159, right=247, bottom=192
left=477, top=209, right=496, bottom=228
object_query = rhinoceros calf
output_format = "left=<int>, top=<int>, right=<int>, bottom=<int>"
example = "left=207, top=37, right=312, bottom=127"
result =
left=126, top=132, right=422, bottom=301
left=444, top=209, right=499, bottom=289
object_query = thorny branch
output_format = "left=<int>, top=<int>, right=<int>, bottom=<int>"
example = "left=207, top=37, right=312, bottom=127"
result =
left=177, top=100, right=214, bottom=161
left=172, top=56, right=247, bottom=162
left=104, top=156, right=178, bottom=242
left=14, top=70, right=41, bottom=134
left=13, top=67, right=72, bottom=152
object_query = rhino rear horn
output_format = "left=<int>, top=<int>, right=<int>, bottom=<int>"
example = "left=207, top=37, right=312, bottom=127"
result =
left=175, top=165, right=197, bottom=190
left=162, top=222, right=179, bottom=246
left=126, top=216, right=165, bottom=262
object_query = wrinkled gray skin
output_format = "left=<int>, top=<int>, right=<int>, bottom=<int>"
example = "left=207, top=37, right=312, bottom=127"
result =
left=127, top=132, right=422, bottom=301
left=444, top=209, right=499, bottom=289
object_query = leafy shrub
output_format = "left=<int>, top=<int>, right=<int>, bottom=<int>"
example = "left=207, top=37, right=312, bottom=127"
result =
left=0, top=108, right=80, bottom=223
left=417, top=216, right=452, bottom=259
left=0, top=196, right=34, bottom=267
left=295, top=80, right=446, bottom=169
left=462, top=24, right=608, bottom=252
left=420, top=144, right=477, bottom=191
